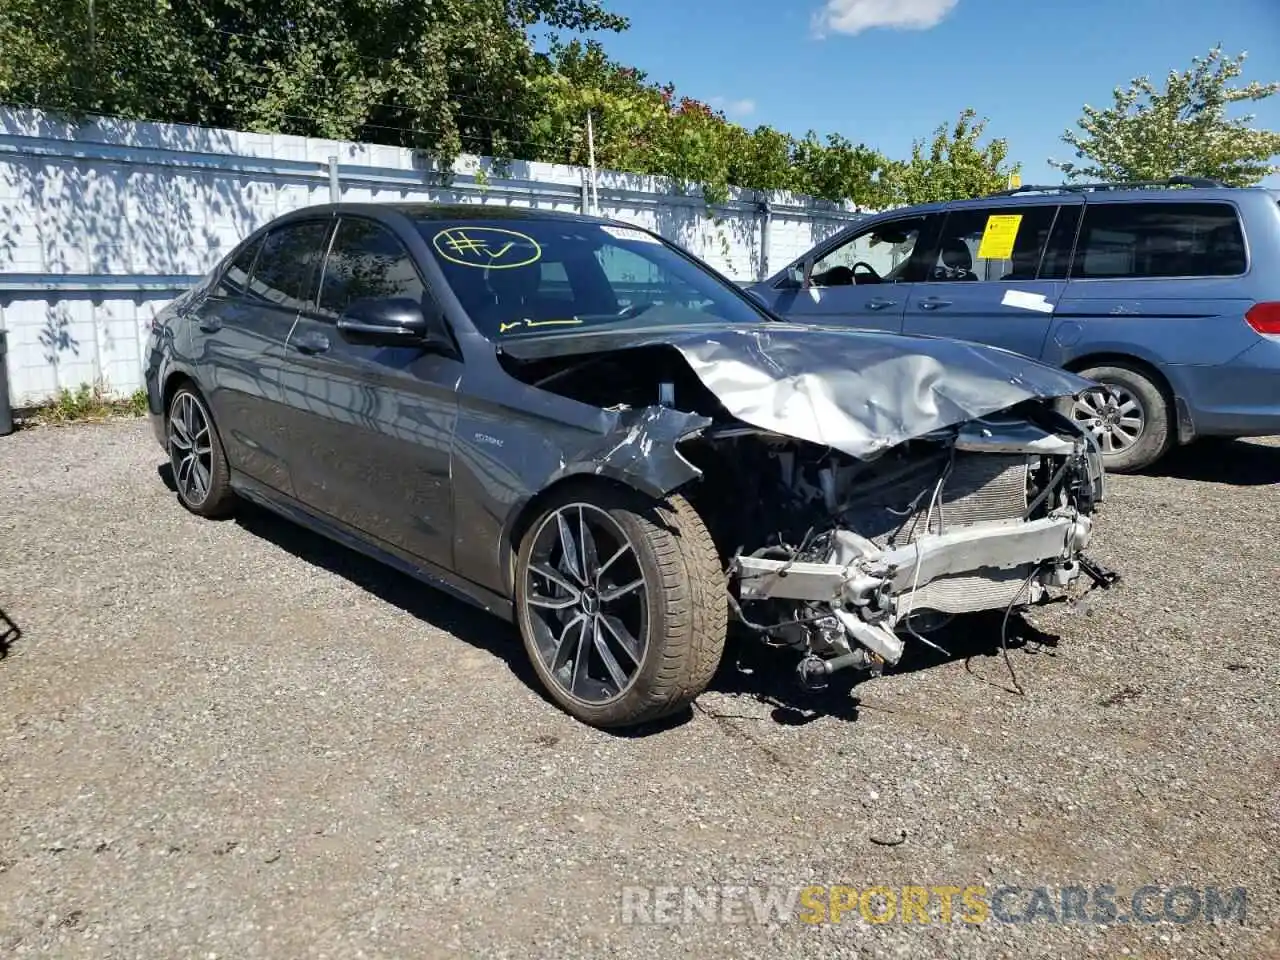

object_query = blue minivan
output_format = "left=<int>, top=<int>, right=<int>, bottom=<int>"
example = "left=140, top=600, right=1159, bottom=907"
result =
left=747, top=178, right=1280, bottom=472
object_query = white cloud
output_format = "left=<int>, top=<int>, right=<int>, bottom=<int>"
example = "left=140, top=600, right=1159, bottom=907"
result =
left=811, top=0, right=958, bottom=38
left=710, top=96, right=757, bottom=118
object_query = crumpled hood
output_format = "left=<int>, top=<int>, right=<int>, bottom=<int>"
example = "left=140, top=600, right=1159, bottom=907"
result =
left=497, top=322, right=1095, bottom=460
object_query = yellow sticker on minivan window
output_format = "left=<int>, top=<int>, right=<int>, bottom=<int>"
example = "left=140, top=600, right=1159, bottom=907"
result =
left=977, top=214, right=1023, bottom=260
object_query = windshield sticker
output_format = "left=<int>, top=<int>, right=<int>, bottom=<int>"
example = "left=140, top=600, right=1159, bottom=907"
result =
left=498, top=318, right=585, bottom=334
left=433, top=227, right=542, bottom=269
left=977, top=214, right=1023, bottom=260
left=601, top=224, right=662, bottom=245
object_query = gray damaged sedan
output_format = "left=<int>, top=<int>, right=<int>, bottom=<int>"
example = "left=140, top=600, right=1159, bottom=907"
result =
left=145, top=204, right=1119, bottom=729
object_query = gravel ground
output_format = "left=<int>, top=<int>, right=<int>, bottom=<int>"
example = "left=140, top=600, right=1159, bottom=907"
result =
left=1, top=420, right=1277, bottom=959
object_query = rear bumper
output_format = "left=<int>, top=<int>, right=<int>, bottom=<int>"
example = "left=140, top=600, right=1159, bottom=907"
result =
left=1170, top=339, right=1280, bottom=438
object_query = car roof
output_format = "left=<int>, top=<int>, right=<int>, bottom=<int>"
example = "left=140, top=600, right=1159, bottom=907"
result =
left=274, top=201, right=625, bottom=226
left=883, top=183, right=1275, bottom=218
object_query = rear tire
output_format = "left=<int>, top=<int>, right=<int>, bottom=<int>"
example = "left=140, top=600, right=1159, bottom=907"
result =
left=514, top=484, right=727, bottom=729
left=1060, top=363, right=1171, bottom=473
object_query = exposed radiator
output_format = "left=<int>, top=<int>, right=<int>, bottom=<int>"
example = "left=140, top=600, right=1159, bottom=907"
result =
left=882, top=454, right=1033, bottom=616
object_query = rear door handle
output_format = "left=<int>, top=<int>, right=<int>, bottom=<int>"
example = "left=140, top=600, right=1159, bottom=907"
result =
left=866, top=297, right=897, bottom=311
left=918, top=297, right=953, bottom=311
left=293, top=331, right=330, bottom=355
left=197, top=316, right=222, bottom=333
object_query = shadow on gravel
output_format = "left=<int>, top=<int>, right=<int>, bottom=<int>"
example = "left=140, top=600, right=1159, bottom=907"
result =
left=155, top=463, right=1070, bottom=732
left=227, top=501, right=546, bottom=693
left=0, top=607, right=21, bottom=660
left=1141, top=437, right=1280, bottom=486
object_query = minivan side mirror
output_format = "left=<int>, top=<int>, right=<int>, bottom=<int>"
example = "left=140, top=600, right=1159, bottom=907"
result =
left=336, top=297, right=443, bottom=348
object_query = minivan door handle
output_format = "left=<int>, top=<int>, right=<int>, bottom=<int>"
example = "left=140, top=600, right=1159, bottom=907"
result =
left=866, top=297, right=897, bottom=311
left=293, top=331, right=330, bottom=355
left=918, top=297, right=953, bottom=311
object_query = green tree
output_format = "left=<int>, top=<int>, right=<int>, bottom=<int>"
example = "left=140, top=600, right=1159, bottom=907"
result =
left=0, top=0, right=629, bottom=169
left=888, top=108, right=1017, bottom=206
left=1052, top=45, right=1280, bottom=186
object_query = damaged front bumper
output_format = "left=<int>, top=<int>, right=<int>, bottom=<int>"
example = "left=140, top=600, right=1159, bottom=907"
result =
left=736, top=511, right=1093, bottom=668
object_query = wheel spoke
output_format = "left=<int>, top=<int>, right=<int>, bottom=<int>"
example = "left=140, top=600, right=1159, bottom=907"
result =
left=1118, top=416, right=1143, bottom=431
left=550, top=613, right=587, bottom=673
left=598, top=613, right=643, bottom=665
left=527, top=591, right=579, bottom=611
left=569, top=616, right=593, bottom=697
left=592, top=616, right=630, bottom=691
left=577, top=506, right=602, bottom=583
left=1117, top=397, right=1139, bottom=416
left=529, top=562, right=580, bottom=601
left=191, top=458, right=210, bottom=499
left=170, top=430, right=191, bottom=452
left=595, top=543, right=631, bottom=584
left=177, top=453, right=195, bottom=494
left=556, top=511, right=584, bottom=584
left=599, top=577, right=644, bottom=604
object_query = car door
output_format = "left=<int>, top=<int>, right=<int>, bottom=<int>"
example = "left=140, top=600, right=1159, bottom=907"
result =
left=278, top=215, right=461, bottom=570
left=188, top=219, right=331, bottom=495
left=901, top=200, right=1080, bottom=359
left=761, top=212, right=939, bottom=333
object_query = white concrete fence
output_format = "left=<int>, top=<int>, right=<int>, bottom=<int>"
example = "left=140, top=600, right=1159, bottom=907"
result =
left=0, top=107, right=867, bottom=406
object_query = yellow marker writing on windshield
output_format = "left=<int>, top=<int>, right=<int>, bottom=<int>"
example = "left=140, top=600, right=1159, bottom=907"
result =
left=433, top=227, right=542, bottom=269
left=498, top=318, right=584, bottom=334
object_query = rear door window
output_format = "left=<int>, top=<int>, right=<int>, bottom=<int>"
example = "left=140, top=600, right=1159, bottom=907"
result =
left=248, top=220, right=331, bottom=311
left=214, top=235, right=263, bottom=298
left=922, top=205, right=1059, bottom=282
left=1071, top=202, right=1247, bottom=279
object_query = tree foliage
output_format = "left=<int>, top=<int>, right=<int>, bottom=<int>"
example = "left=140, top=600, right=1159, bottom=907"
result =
left=1052, top=45, right=1280, bottom=186
left=891, top=109, right=1018, bottom=205
left=0, top=0, right=1015, bottom=207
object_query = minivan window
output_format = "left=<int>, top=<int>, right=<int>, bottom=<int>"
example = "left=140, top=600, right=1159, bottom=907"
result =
left=922, top=205, right=1059, bottom=282
left=249, top=220, right=330, bottom=311
left=805, top=215, right=929, bottom=287
left=1071, top=202, right=1247, bottom=279
left=316, top=218, right=426, bottom=320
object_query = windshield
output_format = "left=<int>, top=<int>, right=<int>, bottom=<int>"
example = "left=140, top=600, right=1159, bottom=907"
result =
left=413, top=218, right=770, bottom=339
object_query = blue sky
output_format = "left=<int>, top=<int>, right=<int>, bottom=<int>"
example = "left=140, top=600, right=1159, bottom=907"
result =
left=592, top=0, right=1280, bottom=186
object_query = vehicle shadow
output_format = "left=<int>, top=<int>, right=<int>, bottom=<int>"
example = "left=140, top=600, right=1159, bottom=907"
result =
left=0, top=606, right=21, bottom=660
left=156, top=464, right=1063, bottom=732
left=1141, top=437, right=1280, bottom=486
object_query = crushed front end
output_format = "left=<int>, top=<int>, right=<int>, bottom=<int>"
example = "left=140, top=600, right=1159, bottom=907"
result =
left=686, top=403, right=1117, bottom=685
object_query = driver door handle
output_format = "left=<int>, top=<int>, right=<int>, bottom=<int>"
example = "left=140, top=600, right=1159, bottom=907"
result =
left=918, top=297, right=953, bottom=311
left=293, top=330, right=330, bottom=355
left=866, top=297, right=897, bottom=311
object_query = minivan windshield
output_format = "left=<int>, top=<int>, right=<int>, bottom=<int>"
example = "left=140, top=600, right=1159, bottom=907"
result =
left=413, top=218, right=770, bottom=339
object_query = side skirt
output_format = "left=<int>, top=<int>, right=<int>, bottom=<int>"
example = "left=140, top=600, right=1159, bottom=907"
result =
left=230, top=472, right=515, bottom=623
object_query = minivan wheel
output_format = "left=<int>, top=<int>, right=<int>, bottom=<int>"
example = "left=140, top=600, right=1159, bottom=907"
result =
left=514, top=485, right=727, bottom=729
left=166, top=385, right=236, bottom=518
left=1062, top=363, right=1170, bottom=473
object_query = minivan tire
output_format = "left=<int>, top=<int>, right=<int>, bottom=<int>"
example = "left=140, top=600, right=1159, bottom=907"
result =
left=1062, top=363, right=1171, bottom=473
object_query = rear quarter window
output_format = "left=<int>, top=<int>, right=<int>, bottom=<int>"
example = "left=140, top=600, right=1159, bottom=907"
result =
left=1071, top=202, right=1246, bottom=279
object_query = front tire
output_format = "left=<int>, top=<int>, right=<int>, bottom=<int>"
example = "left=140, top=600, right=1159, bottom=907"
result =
left=1061, top=363, right=1171, bottom=473
left=514, top=484, right=727, bottom=729
left=166, top=384, right=236, bottom=518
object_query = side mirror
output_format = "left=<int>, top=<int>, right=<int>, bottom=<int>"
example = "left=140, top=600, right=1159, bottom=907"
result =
left=336, top=297, right=438, bottom=348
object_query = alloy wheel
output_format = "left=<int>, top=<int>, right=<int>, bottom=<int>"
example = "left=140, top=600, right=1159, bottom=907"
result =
left=523, top=503, right=649, bottom=705
left=168, top=391, right=214, bottom=507
left=1070, top=385, right=1145, bottom=454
